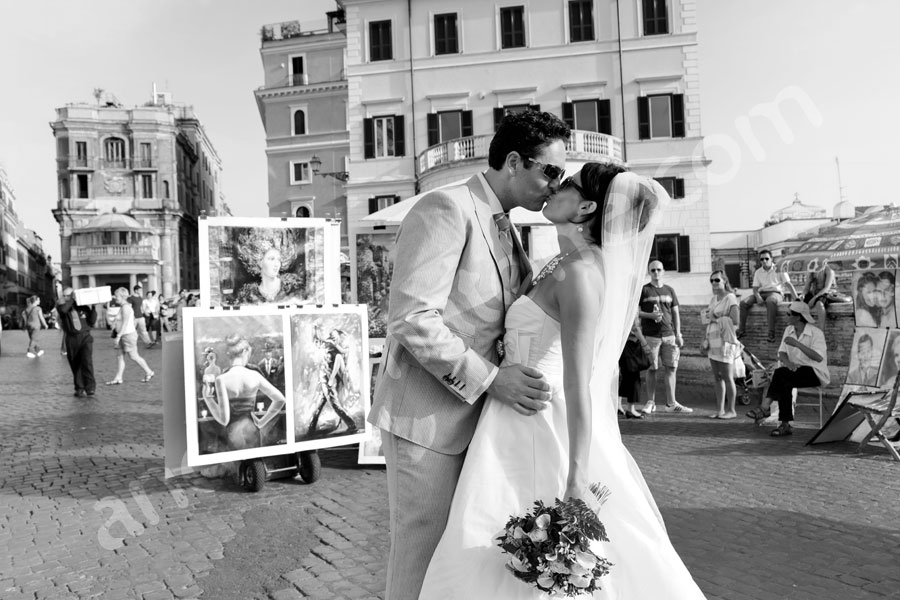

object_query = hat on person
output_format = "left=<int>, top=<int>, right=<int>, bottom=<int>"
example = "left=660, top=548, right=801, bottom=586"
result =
left=788, top=301, right=815, bottom=324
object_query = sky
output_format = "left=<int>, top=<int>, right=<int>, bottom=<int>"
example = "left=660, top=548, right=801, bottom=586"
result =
left=1, top=0, right=897, bottom=262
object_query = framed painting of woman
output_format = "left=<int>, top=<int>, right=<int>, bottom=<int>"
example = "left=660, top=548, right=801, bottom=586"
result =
left=199, top=217, right=341, bottom=308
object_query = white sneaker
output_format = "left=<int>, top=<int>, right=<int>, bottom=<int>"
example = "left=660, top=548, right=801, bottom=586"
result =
left=665, top=403, right=693, bottom=413
left=26, top=352, right=36, bottom=358
left=640, top=403, right=656, bottom=415
left=37, top=350, right=45, bottom=357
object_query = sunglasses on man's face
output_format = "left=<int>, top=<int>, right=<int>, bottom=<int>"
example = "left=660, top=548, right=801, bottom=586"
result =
left=650, top=268, right=663, bottom=272
left=760, top=257, right=771, bottom=262
left=524, top=157, right=565, bottom=182
left=710, top=278, right=722, bottom=283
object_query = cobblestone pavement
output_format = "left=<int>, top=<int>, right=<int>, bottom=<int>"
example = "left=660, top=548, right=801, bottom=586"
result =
left=1, top=329, right=899, bottom=600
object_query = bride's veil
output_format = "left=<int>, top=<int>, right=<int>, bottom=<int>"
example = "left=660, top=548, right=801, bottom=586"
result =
left=591, top=173, right=670, bottom=425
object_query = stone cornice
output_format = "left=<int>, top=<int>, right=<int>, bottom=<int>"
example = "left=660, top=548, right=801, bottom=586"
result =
left=255, top=82, right=348, bottom=100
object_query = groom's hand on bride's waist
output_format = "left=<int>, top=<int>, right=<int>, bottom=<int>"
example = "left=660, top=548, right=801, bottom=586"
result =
left=488, top=365, right=551, bottom=416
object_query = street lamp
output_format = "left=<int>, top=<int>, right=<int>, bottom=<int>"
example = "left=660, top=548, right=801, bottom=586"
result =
left=309, top=154, right=349, bottom=182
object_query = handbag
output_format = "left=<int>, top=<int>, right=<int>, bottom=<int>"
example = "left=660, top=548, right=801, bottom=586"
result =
left=722, top=341, right=744, bottom=362
left=733, top=356, right=747, bottom=379
left=621, top=339, right=652, bottom=372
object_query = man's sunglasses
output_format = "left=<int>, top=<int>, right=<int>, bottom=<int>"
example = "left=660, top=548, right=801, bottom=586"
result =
left=560, top=176, right=587, bottom=198
left=760, top=257, right=772, bottom=261
left=524, top=157, right=565, bottom=182
left=710, top=278, right=722, bottom=283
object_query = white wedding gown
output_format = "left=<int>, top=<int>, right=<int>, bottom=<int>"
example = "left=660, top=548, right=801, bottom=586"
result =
left=419, top=296, right=707, bottom=599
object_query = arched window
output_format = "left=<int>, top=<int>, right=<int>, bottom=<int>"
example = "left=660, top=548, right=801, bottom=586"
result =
left=295, top=206, right=311, bottom=218
left=163, top=180, right=170, bottom=199
left=293, top=109, right=306, bottom=135
left=104, top=137, right=126, bottom=167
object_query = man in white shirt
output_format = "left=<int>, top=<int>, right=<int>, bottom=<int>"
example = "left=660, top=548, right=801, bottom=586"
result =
left=747, top=301, right=829, bottom=437
left=737, top=250, right=799, bottom=342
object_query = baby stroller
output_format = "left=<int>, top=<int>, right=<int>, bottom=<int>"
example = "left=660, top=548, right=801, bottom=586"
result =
left=735, top=347, right=769, bottom=406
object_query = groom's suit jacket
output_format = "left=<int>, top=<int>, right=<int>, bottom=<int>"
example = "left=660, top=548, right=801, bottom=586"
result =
left=368, top=175, right=532, bottom=454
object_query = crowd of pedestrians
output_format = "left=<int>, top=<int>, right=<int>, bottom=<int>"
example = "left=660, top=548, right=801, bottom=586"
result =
left=619, top=251, right=835, bottom=439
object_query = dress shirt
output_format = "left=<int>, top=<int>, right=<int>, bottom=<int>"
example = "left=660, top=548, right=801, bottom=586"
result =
left=753, top=266, right=789, bottom=294
left=778, top=324, right=830, bottom=385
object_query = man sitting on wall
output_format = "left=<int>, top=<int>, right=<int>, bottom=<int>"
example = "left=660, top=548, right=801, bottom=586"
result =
left=736, top=249, right=799, bottom=343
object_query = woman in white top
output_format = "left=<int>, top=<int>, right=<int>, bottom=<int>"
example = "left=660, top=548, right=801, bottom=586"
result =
left=703, top=270, right=740, bottom=419
left=106, top=287, right=154, bottom=384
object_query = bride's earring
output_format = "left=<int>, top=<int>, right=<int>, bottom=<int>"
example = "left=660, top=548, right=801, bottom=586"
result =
left=576, top=225, right=584, bottom=233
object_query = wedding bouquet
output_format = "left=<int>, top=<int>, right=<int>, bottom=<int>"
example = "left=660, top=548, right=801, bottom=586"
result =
left=496, top=483, right=613, bottom=597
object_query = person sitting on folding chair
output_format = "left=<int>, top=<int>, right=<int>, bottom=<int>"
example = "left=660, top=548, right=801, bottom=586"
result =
left=745, top=301, right=830, bottom=437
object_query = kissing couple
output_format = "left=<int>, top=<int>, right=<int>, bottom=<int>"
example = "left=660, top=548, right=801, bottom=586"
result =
left=369, top=111, right=707, bottom=599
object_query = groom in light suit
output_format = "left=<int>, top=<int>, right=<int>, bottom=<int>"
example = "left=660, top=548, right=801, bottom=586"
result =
left=369, top=111, right=570, bottom=599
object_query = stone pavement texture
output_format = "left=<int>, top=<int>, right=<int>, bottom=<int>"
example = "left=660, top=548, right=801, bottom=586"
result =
left=1, top=329, right=899, bottom=600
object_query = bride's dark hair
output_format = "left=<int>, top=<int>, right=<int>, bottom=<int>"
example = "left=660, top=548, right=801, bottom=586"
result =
left=580, top=163, right=626, bottom=246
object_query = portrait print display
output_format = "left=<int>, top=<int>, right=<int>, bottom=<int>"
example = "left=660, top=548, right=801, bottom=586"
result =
left=852, top=269, right=899, bottom=329
left=183, top=308, right=293, bottom=466
left=199, top=217, right=342, bottom=308
left=878, top=330, right=900, bottom=390
left=351, top=231, right=396, bottom=338
left=846, top=329, right=887, bottom=387
left=289, top=305, right=369, bottom=447
left=359, top=340, right=386, bottom=465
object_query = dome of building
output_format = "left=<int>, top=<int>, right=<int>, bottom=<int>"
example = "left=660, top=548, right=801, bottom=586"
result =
left=81, top=212, right=150, bottom=232
left=767, top=193, right=827, bottom=225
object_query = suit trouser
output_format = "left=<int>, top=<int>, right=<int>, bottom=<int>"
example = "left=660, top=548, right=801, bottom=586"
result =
left=65, top=332, right=95, bottom=393
left=382, top=431, right=465, bottom=600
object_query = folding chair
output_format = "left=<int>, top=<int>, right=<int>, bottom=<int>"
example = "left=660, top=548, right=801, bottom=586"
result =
left=847, top=376, right=900, bottom=462
left=792, top=386, right=826, bottom=428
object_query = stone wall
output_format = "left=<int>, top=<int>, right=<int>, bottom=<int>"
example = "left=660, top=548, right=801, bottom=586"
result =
left=675, top=301, right=855, bottom=400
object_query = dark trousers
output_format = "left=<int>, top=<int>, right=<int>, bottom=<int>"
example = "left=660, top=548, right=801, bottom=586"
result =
left=766, top=365, right=820, bottom=422
left=618, top=366, right=642, bottom=404
left=65, top=332, right=95, bottom=393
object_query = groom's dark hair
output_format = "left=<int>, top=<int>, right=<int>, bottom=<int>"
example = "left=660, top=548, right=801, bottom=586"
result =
left=582, top=163, right=626, bottom=247
left=487, top=110, right=570, bottom=170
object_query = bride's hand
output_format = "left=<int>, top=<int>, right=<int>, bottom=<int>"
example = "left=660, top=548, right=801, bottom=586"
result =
left=487, top=364, right=551, bottom=415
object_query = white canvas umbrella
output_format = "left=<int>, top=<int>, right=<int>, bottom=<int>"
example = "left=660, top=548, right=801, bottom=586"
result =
left=360, top=178, right=551, bottom=228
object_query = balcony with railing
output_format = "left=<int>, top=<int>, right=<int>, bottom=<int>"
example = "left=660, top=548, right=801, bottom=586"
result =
left=70, top=245, right=155, bottom=261
left=132, top=158, right=156, bottom=170
left=417, top=130, right=624, bottom=176
left=58, top=157, right=157, bottom=171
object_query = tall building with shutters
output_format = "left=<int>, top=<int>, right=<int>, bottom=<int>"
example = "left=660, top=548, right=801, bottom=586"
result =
left=261, top=0, right=712, bottom=300
left=255, top=11, right=350, bottom=246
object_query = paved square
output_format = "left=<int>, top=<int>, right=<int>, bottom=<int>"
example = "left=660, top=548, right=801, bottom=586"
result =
left=0, top=330, right=898, bottom=599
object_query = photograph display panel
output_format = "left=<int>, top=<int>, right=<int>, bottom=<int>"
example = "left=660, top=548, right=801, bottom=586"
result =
left=351, top=230, right=396, bottom=338
left=879, top=330, right=900, bottom=390
left=182, top=308, right=293, bottom=466
left=846, top=329, right=888, bottom=387
left=289, top=305, right=369, bottom=449
left=359, top=339, right=386, bottom=465
left=852, top=269, right=898, bottom=329
left=199, top=217, right=341, bottom=308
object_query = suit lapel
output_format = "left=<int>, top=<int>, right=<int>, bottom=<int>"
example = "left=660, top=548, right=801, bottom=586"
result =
left=466, top=177, right=513, bottom=308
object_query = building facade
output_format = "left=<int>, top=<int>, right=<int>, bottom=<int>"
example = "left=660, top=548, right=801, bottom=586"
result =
left=0, top=165, right=53, bottom=326
left=334, top=0, right=711, bottom=300
left=255, top=11, right=350, bottom=245
left=51, top=91, right=225, bottom=299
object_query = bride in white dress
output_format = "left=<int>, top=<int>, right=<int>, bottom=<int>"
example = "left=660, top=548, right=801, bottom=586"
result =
left=419, top=165, right=706, bottom=599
